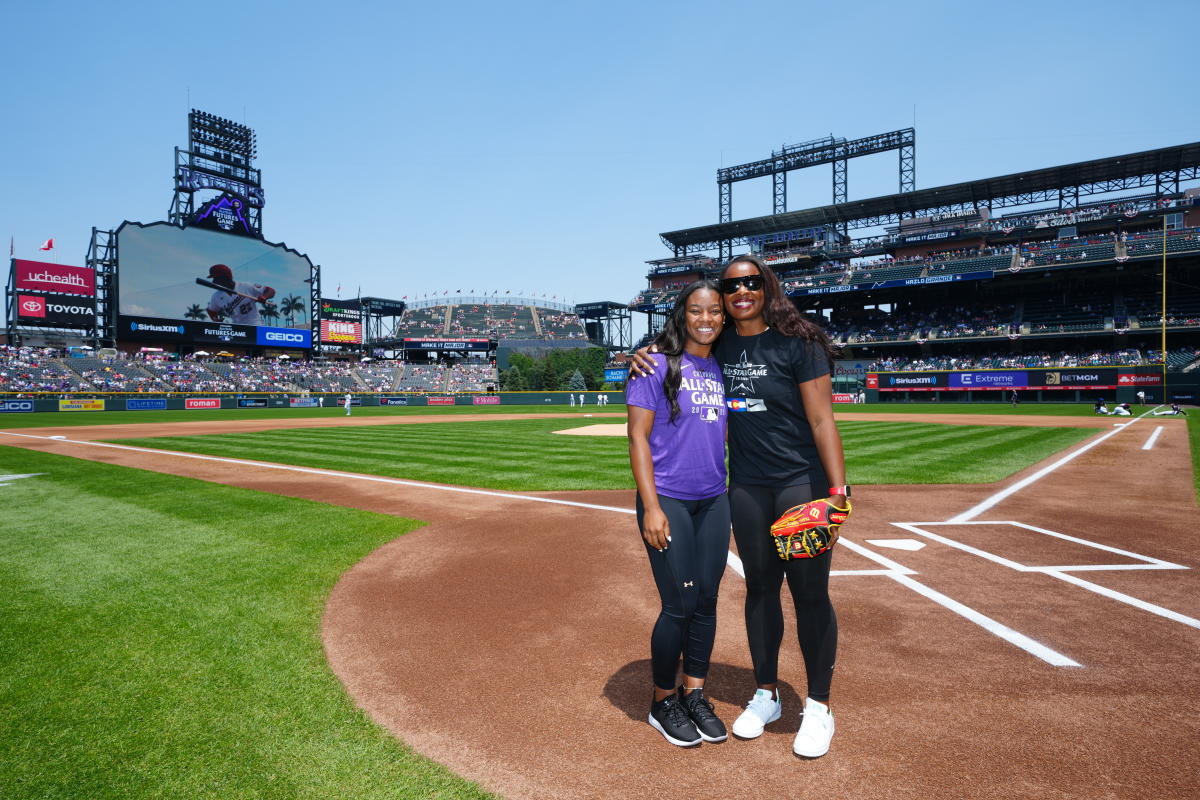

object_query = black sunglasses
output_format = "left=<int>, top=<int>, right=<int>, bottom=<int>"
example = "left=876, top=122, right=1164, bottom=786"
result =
left=720, top=275, right=764, bottom=294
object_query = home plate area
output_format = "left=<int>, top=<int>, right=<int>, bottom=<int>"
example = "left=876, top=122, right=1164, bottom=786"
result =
left=827, top=520, right=1194, bottom=668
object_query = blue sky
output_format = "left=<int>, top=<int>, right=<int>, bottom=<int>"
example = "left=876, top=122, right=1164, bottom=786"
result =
left=3, top=0, right=1198, bottom=326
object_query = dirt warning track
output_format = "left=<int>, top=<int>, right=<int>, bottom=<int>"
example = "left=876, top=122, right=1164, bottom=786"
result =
left=1, top=412, right=1196, bottom=800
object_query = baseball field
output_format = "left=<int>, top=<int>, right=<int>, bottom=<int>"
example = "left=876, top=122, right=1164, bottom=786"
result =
left=1, top=403, right=1196, bottom=799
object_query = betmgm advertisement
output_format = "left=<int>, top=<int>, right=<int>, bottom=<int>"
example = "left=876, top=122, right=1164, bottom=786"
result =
left=116, top=222, right=313, bottom=349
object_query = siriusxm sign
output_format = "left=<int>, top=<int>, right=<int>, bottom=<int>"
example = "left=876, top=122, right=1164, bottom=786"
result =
left=256, top=326, right=312, bottom=348
left=130, top=320, right=186, bottom=335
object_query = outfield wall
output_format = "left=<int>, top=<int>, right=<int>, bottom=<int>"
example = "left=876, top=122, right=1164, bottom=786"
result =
left=0, top=392, right=628, bottom=414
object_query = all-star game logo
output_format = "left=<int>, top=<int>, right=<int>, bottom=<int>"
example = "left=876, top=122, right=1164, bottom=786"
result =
left=724, top=350, right=767, bottom=395
left=191, top=192, right=254, bottom=236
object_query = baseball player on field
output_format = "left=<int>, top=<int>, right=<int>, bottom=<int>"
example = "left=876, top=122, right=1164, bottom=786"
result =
left=344, top=392, right=353, bottom=416
left=205, top=264, right=275, bottom=325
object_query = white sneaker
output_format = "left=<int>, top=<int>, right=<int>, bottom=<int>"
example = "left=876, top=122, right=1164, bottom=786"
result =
left=731, top=689, right=782, bottom=739
left=793, top=697, right=835, bottom=757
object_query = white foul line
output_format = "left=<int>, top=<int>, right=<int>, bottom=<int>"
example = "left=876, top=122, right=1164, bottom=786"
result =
left=947, top=407, right=1157, bottom=523
left=1142, top=426, right=1164, bottom=451
left=885, top=573, right=1080, bottom=667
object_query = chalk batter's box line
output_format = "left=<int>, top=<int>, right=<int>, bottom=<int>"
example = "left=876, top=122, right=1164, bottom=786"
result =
left=890, top=520, right=1200, bottom=632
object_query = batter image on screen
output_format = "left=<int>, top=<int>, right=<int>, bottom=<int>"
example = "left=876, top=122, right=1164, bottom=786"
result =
left=202, top=264, right=275, bottom=324
left=117, top=221, right=312, bottom=329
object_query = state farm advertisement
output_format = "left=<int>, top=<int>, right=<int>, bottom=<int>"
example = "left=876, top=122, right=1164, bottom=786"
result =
left=1118, top=374, right=1161, bottom=386
left=14, top=260, right=96, bottom=296
left=185, top=398, right=221, bottom=409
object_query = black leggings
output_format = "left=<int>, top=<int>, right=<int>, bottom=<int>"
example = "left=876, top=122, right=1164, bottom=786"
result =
left=730, top=482, right=837, bottom=702
left=637, top=493, right=731, bottom=691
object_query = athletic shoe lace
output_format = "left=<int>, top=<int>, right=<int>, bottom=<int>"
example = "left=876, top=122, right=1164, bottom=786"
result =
left=662, top=696, right=692, bottom=727
left=685, top=691, right=718, bottom=724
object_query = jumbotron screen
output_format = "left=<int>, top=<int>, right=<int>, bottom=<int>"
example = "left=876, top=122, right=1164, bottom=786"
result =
left=117, top=222, right=314, bottom=348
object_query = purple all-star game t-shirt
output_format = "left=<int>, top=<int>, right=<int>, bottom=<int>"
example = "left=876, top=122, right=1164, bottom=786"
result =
left=625, top=351, right=727, bottom=500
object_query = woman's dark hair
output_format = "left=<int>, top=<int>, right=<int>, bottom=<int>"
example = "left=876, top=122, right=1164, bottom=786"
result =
left=723, top=254, right=839, bottom=367
left=652, top=279, right=722, bottom=423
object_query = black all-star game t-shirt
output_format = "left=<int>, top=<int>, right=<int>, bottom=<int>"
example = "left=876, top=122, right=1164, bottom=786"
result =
left=714, top=328, right=830, bottom=487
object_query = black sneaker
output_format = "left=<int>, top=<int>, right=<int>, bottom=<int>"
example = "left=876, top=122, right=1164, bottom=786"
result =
left=679, top=688, right=728, bottom=742
left=648, top=693, right=702, bottom=747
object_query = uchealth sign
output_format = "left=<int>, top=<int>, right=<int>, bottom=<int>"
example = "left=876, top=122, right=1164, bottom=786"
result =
left=185, top=398, right=221, bottom=409
left=14, top=260, right=96, bottom=296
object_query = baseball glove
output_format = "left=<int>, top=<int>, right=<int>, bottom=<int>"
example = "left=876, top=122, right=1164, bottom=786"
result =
left=771, top=498, right=851, bottom=560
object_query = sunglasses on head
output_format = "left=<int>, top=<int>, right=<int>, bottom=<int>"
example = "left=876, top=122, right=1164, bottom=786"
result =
left=720, top=275, right=764, bottom=294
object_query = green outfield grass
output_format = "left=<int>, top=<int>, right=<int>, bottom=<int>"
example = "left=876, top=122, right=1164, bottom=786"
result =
left=109, top=418, right=1096, bottom=489
left=835, top=402, right=1103, bottom=416
left=1188, top=411, right=1200, bottom=498
left=0, top=403, right=605, bottom=428
left=0, top=446, right=493, bottom=800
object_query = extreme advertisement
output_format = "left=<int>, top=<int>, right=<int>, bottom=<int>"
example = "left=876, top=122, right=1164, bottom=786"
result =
left=116, top=221, right=313, bottom=348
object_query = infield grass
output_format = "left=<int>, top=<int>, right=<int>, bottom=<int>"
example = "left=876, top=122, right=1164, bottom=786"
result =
left=0, top=402, right=606, bottom=429
left=0, top=446, right=493, bottom=800
left=109, top=418, right=1096, bottom=489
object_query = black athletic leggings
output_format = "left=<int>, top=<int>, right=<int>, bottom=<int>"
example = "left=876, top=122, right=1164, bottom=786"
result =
left=730, top=481, right=837, bottom=702
left=636, top=493, right=731, bottom=691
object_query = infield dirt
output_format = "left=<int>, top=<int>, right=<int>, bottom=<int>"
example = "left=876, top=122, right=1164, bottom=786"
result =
left=1, top=412, right=1195, bottom=800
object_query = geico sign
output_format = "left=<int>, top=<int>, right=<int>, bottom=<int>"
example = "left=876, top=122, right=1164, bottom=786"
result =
left=265, top=331, right=305, bottom=342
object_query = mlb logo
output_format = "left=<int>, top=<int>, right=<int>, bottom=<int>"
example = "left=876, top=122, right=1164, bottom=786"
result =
left=18, top=295, right=45, bottom=318
left=700, top=406, right=719, bottom=422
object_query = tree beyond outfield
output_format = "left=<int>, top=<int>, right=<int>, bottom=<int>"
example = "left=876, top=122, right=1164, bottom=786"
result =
left=499, top=347, right=609, bottom=391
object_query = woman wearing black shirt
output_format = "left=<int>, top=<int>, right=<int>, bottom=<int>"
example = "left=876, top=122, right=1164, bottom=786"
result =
left=632, top=254, right=850, bottom=758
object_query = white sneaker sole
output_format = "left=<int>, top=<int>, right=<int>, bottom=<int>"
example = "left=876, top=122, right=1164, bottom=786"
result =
left=647, top=713, right=701, bottom=747
left=696, top=728, right=727, bottom=743
left=731, top=704, right=782, bottom=739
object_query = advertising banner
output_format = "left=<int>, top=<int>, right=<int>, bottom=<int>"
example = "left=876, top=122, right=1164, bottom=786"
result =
left=379, top=396, right=410, bottom=406
left=866, top=374, right=879, bottom=389
left=237, top=398, right=269, bottom=408
left=255, top=326, right=312, bottom=348
left=949, top=371, right=1026, bottom=389
left=17, top=292, right=96, bottom=328
left=126, top=398, right=168, bottom=410
left=14, top=260, right=95, bottom=295
left=832, top=393, right=855, bottom=403
left=472, top=395, right=500, bottom=405
left=604, top=367, right=628, bottom=383
left=320, top=320, right=363, bottom=344
left=876, top=372, right=948, bottom=391
left=120, top=317, right=259, bottom=345
left=185, top=398, right=221, bottom=409
left=403, top=338, right=491, bottom=351
left=0, top=399, right=34, bottom=413
left=428, top=396, right=455, bottom=406
left=289, top=397, right=320, bottom=407
left=59, top=399, right=105, bottom=412
left=1118, top=373, right=1161, bottom=386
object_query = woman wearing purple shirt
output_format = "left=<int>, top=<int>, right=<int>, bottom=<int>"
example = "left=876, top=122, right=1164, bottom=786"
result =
left=627, top=280, right=730, bottom=747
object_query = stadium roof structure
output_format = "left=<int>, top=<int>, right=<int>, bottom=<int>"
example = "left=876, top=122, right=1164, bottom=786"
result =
left=660, top=141, right=1200, bottom=254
